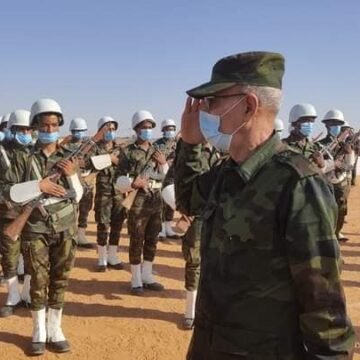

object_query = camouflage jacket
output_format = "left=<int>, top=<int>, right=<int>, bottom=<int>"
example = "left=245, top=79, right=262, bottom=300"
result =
left=121, top=141, right=165, bottom=182
left=163, top=140, right=220, bottom=191
left=0, top=141, right=33, bottom=219
left=3, top=144, right=78, bottom=234
left=175, top=134, right=355, bottom=359
left=94, top=140, right=126, bottom=196
left=282, top=133, right=321, bottom=159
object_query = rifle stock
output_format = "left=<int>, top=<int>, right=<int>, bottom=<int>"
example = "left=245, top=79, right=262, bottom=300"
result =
left=3, top=124, right=110, bottom=242
left=122, top=189, right=138, bottom=210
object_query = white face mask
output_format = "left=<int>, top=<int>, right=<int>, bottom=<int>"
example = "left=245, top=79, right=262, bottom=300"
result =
left=199, top=96, right=246, bottom=153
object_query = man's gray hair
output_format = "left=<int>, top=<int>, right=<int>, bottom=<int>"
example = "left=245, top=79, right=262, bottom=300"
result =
left=240, top=85, right=282, bottom=114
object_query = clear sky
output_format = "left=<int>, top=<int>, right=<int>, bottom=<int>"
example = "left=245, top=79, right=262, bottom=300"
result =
left=1, top=0, right=359, bottom=137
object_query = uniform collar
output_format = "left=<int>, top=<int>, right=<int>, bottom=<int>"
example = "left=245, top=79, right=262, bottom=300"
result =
left=226, top=133, right=286, bottom=183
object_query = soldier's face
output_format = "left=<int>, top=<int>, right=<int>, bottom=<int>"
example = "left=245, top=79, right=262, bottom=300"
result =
left=12, top=126, right=32, bottom=135
left=38, top=114, right=60, bottom=133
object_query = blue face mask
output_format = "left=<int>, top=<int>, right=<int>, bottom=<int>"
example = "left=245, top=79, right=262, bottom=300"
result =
left=104, top=130, right=116, bottom=142
left=199, top=97, right=246, bottom=153
left=299, top=122, right=314, bottom=138
left=73, top=130, right=87, bottom=140
left=163, top=130, right=176, bottom=139
left=4, top=129, right=13, bottom=141
left=38, top=131, right=59, bottom=144
left=329, top=125, right=341, bottom=137
left=15, top=132, right=32, bottom=145
left=139, top=129, right=153, bottom=141
left=0, top=131, right=5, bottom=142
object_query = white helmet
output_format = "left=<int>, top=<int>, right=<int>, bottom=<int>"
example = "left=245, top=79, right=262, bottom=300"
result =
left=30, top=98, right=63, bottom=126
left=274, top=118, right=284, bottom=131
left=8, top=110, right=31, bottom=129
left=97, top=116, right=118, bottom=130
left=341, top=120, right=353, bottom=129
left=1, top=113, right=11, bottom=126
left=289, top=104, right=317, bottom=124
left=322, top=109, right=345, bottom=124
left=70, top=117, right=88, bottom=131
left=161, top=118, right=176, bottom=131
left=132, top=110, right=156, bottom=130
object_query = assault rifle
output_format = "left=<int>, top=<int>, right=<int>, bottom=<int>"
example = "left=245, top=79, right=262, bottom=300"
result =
left=122, top=145, right=163, bottom=210
left=319, top=128, right=352, bottom=157
left=4, top=125, right=109, bottom=241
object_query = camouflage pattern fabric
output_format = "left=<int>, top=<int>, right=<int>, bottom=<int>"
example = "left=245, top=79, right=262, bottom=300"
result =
left=94, top=141, right=127, bottom=246
left=21, top=230, right=76, bottom=311
left=3, top=144, right=78, bottom=234
left=63, top=138, right=95, bottom=229
left=0, top=220, right=21, bottom=279
left=0, top=142, right=32, bottom=278
left=282, top=133, right=321, bottom=160
left=127, top=191, right=162, bottom=264
left=121, top=142, right=164, bottom=265
left=154, top=136, right=177, bottom=222
left=175, top=134, right=355, bottom=359
left=78, top=187, right=94, bottom=229
left=187, top=51, right=285, bottom=99
left=318, top=134, right=349, bottom=239
left=178, top=142, right=220, bottom=292
left=182, top=217, right=201, bottom=291
left=3, top=143, right=79, bottom=311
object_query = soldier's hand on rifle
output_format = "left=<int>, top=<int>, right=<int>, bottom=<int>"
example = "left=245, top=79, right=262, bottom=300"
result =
left=334, top=159, right=345, bottom=170
left=76, top=156, right=85, bottom=168
left=131, top=175, right=149, bottom=191
left=56, top=159, right=76, bottom=176
left=310, top=151, right=325, bottom=168
left=39, top=177, right=66, bottom=197
left=152, top=150, right=167, bottom=165
left=342, top=143, right=353, bottom=154
left=111, top=153, right=120, bottom=165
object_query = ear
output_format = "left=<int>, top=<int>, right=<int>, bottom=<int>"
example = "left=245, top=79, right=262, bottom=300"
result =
left=244, top=93, right=259, bottom=118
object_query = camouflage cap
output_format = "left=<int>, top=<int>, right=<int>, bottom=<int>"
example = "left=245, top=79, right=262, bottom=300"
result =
left=187, top=51, right=285, bottom=99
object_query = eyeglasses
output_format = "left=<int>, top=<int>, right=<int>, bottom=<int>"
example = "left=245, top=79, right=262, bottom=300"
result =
left=202, top=93, right=246, bottom=110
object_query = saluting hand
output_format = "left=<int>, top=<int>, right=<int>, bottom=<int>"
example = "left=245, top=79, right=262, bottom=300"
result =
left=39, top=176, right=66, bottom=197
left=181, top=97, right=205, bottom=145
left=56, top=159, right=76, bottom=176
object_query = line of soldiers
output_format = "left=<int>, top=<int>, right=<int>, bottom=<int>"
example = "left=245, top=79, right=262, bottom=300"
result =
left=276, top=104, right=359, bottom=242
left=0, top=99, right=196, bottom=355
left=0, top=68, right=358, bottom=357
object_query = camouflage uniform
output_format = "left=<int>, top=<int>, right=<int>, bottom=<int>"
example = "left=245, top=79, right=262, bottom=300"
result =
left=63, top=139, right=94, bottom=230
left=0, top=141, right=31, bottom=280
left=3, top=144, right=79, bottom=311
left=173, top=141, right=219, bottom=292
left=282, top=132, right=321, bottom=159
left=318, top=135, right=350, bottom=239
left=121, top=142, right=164, bottom=265
left=351, top=144, right=359, bottom=185
left=153, top=137, right=177, bottom=222
left=94, top=141, right=127, bottom=247
left=175, top=134, right=355, bottom=359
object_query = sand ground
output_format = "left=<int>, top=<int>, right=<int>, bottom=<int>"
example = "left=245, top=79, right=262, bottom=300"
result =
left=0, top=181, right=359, bottom=360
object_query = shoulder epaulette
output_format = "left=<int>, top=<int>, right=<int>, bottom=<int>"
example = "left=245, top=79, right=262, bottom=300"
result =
left=274, top=149, right=319, bottom=179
